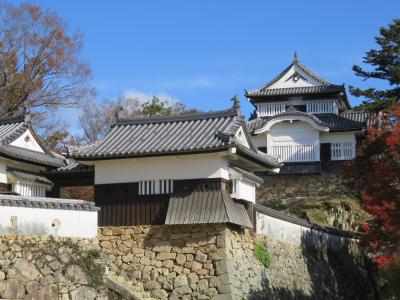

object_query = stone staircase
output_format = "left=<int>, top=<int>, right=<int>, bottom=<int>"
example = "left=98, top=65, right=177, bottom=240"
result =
left=105, top=273, right=153, bottom=300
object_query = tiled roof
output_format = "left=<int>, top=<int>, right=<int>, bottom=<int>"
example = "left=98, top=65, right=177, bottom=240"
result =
left=230, top=166, right=264, bottom=184
left=8, top=169, right=53, bottom=185
left=315, top=113, right=368, bottom=131
left=0, top=145, right=65, bottom=168
left=71, top=108, right=281, bottom=168
left=244, top=57, right=351, bottom=109
left=246, top=85, right=345, bottom=97
left=251, top=58, right=331, bottom=92
left=245, top=57, right=343, bottom=98
left=56, top=160, right=92, bottom=172
left=165, top=181, right=252, bottom=228
left=0, top=115, right=29, bottom=144
left=0, top=194, right=99, bottom=211
left=0, top=115, right=66, bottom=168
left=247, top=111, right=368, bottom=133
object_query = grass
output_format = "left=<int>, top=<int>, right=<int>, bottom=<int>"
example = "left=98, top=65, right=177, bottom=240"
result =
left=254, top=241, right=271, bottom=268
left=77, top=249, right=104, bottom=286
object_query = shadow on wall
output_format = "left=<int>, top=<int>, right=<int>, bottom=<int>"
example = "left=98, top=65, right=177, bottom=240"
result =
left=248, top=230, right=378, bottom=300
left=0, top=222, right=48, bottom=235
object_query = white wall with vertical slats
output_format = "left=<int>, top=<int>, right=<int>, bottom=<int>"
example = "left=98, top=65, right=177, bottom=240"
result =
left=256, top=103, right=286, bottom=117
left=306, top=100, right=338, bottom=114
left=267, top=121, right=320, bottom=162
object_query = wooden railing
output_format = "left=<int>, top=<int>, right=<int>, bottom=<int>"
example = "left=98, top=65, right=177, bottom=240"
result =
left=306, top=100, right=338, bottom=114
left=270, top=144, right=319, bottom=162
left=256, top=103, right=286, bottom=117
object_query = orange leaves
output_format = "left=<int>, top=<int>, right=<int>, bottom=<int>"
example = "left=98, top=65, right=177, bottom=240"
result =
left=0, top=2, right=91, bottom=115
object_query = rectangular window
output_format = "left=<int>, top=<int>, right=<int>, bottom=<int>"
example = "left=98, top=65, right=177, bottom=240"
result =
left=14, top=182, right=47, bottom=197
left=256, top=103, right=286, bottom=117
left=138, top=179, right=174, bottom=195
left=331, top=142, right=354, bottom=160
left=306, top=100, right=338, bottom=114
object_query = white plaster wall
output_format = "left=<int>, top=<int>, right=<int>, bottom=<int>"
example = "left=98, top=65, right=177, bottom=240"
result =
left=10, top=129, right=45, bottom=153
left=269, top=64, right=322, bottom=89
left=0, top=206, right=98, bottom=238
left=256, top=212, right=356, bottom=249
left=320, top=131, right=357, bottom=144
left=0, top=162, right=6, bottom=184
left=251, top=133, right=267, bottom=149
left=94, top=153, right=230, bottom=185
left=268, top=121, right=319, bottom=146
left=235, top=127, right=250, bottom=148
left=232, top=179, right=256, bottom=203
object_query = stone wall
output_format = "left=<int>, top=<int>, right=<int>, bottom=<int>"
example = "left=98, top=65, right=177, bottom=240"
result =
left=98, top=224, right=230, bottom=299
left=227, top=229, right=376, bottom=300
left=0, top=224, right=375, bottom=300
left=0, top=234, right=108, bottom=300
left=257, top=173, right=349, bottom=207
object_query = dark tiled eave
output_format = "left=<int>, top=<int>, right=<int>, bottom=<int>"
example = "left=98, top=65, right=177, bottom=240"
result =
left=114, top=109, right=238, bottom=126
left=246, top=85, right=345, bottom=98
left=247, top=111, right=368, bottom=133
left=0, top=194, right=99, bottom=211
left=0, top=145, right=65, bottom=168
left=230, top=166, right=264, bottom=184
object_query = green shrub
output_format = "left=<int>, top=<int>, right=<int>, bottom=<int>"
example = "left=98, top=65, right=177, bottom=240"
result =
left=254, top=241, right=271, bottom=268
left=77, top=249, right=104, bottom=286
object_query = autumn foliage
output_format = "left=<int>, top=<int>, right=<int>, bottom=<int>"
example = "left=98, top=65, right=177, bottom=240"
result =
left=0, top=2, right=91, bottom=115
left=342, top=106, right=400, bottom=268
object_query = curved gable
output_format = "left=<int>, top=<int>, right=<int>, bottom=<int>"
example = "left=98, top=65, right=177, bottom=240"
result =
left=10, top=128, right=45, bottom=153
left=254, top=113, right=329, bottom=134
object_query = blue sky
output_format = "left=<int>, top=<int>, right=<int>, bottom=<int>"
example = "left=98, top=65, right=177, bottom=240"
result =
left=11, top=0, right=400, bottom=131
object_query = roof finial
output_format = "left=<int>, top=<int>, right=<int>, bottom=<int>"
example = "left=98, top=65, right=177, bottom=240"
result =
left=23, top=105, right=31, bottom=123
left=294, top=52, right=298, bottom=62
left=231, top=95, right=241, bottom=115
left=114, top=106, right=123, bottom=122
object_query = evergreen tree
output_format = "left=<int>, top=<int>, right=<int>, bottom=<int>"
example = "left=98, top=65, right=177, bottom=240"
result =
left=350, top=19, right=400, bottom=113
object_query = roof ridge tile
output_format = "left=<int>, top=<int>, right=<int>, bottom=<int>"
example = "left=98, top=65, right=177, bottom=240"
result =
left=114, top=109, right=237, bottom=126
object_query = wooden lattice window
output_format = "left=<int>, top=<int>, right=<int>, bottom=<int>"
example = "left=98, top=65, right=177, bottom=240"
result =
left=138, top=179, right=174, bottom=195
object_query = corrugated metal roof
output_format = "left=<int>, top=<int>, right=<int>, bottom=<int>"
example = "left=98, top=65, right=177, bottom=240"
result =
left=8, top=169, right=53, bottom=185
left=165, top=181, right=252, bottom=228
left=71, top=108, right=281, bottom=168
left=0, top=194, right=99, bottom=211
left=247, top=111, right=368, bottom=133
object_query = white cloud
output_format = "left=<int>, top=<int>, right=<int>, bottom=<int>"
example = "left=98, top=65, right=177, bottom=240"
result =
left=157, top=77, right=216, bottom=89
left=122, top=89, right=181, bottom=104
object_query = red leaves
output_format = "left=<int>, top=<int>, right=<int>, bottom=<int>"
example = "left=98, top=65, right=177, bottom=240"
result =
left=343, top=105, right=400, bottom=269
left=373, top=254, right=392, bottom=268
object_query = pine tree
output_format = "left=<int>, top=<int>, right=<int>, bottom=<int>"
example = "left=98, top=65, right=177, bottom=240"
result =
left=350, top=19, right=400, bottom=113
